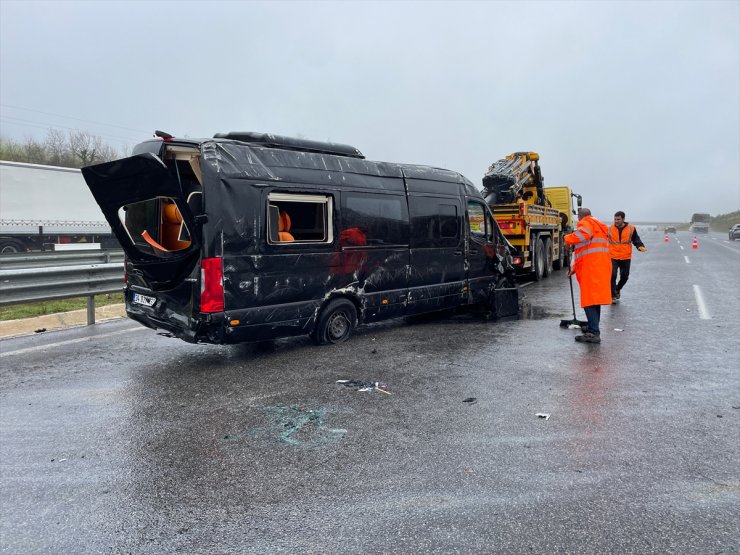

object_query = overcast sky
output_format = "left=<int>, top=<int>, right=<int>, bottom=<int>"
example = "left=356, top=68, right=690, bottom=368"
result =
left=1, top=0, right=738, bottom=222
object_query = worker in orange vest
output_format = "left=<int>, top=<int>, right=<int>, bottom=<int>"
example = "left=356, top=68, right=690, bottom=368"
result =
left=608, top=211, right=646, bottom=303
left=564, top=208, right=612, bottom=343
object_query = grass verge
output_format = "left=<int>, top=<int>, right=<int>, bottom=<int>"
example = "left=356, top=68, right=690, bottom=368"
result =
left=0, top=293, right=125, bottom=321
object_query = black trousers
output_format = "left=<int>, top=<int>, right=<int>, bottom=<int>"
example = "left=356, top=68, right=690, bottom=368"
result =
left=611, top=259, right=631, bottom=296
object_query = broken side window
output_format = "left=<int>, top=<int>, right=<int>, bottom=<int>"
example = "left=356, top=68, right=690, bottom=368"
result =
left=267, top=192, right=334, bottom=245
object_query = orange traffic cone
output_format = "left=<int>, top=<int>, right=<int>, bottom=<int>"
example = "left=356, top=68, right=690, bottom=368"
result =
left=664, top=233, right=669, bottom=243
left=692, top=236, right=698, bottom=249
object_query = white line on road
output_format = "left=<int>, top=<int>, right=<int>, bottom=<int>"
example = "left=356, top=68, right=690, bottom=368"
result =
left=680, top=245, right=684, bottom=250
left=0, top=327, right=145, bottom=358
left=684, top=256, right=690, bottom=264
left=692, top=284, right=712, bottom=320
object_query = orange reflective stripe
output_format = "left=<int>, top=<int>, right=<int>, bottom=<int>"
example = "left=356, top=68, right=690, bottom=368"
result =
left=573, top=246, right=610, bottom=262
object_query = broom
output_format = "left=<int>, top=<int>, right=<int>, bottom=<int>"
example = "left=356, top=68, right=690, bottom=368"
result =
left=560, top=273, right=588, bottom=328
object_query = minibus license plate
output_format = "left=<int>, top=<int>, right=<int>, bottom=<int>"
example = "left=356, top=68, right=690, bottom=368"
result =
left=132, top=292, right=156, bottom=307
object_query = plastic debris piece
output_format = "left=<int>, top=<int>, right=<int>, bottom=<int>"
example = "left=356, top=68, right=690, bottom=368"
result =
left=536, top=413, right=551, bottom=420
left=462, top=397, right=477, bottom=404
left=337, top=379, right=390, bottom=394
left=58, top=458, right=67, bottom=462
left=614, top=328, right=624, bottom=332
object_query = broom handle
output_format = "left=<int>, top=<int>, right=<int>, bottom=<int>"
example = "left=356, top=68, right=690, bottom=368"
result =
left=569, top=274, right=577, bottom=320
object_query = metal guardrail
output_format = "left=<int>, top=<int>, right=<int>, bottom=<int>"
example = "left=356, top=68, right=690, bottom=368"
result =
left=0, top=250, right=124, bottom=270
left=0, top=250, right=125, bottom=325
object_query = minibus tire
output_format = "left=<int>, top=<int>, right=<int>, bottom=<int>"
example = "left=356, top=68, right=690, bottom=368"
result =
left=312, top=298, right=357, bottom=345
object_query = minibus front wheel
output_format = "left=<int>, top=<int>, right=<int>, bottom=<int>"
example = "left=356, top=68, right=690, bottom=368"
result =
left=312, top=298, right=357, bottom=345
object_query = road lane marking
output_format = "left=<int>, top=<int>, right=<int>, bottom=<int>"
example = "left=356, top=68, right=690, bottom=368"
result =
left=0, top=327, right=145, bottom=358
left=684, top=256, right=690, bottom=264
left=692, top=285, right=711, bottom=320
left=680, top=245, right=684, bottom=250
left=712, top=240, right=740, bottom=253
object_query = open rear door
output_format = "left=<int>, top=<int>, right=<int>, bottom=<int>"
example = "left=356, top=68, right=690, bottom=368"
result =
left=81, top=153, right=201, bottom=290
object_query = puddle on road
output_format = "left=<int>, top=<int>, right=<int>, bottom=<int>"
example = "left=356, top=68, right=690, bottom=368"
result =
left=519, top=303, right=562, bottom=320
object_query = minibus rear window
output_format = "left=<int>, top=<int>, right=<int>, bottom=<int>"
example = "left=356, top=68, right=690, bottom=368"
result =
left=118, top=196, right=193, bottom=257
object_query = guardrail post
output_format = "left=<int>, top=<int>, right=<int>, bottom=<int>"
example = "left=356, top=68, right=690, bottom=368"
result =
left=86, top=295, right=95, bottom=325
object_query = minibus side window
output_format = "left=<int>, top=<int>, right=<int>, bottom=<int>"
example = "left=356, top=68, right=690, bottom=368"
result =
left=409, top=197, right=460, bottom=248
left=341, top=193, right=409, bottom=246
left=467, top=201, right=487, bottom=239
left=267, top=193, right=334, bottom=245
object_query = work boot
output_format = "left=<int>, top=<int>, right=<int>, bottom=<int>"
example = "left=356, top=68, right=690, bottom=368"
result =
left=575, top=332, right=601, bottom=343
left=615, top=291, right=621, bottom=300
left=612, top=297, right=618, bottom=304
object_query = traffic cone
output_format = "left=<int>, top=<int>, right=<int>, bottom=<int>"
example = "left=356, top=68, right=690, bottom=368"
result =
left=692, top=236, right=698, bottom=249
left=664, top=233, right=669, bottom=243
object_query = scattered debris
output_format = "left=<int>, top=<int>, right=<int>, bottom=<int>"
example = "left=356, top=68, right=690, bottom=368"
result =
left=536, top=413, right=551, bottom=420
left=336, top=379, right=391, bottom=394
left=256, top=405, right=347, bottom=448
left=614, top=328, right=624, bottom=332
left=462, top=397, right=478, bottom=405
left=34, top=328, right=46, bottom=333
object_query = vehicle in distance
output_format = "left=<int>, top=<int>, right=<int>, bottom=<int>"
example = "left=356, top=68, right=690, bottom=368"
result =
left=689, top=213, right=711, bottom=234
left=665, top=226, right=677, bottom=234
left=729, top=224, right=740, bottom=241
left=82, top=131, right=519, bottom=346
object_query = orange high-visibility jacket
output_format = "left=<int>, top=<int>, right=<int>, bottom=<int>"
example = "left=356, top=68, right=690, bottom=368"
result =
left=608, top=224, right=635, bottom=260
left=564, top=215, right=612, bottom=307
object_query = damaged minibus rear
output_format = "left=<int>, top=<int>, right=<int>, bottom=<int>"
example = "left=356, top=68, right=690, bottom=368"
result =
left=82, top=132, right=518, bottom=345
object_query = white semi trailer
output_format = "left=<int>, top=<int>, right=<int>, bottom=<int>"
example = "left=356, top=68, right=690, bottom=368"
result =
left=0, top=160, right=117, bottom=253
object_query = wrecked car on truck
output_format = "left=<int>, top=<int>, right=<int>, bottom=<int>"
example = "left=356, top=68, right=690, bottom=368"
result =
left=81, top=131, right=518, bottom=345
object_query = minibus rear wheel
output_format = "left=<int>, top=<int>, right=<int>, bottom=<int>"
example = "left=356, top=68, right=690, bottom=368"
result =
left=312, top=298, right=357, bottom=345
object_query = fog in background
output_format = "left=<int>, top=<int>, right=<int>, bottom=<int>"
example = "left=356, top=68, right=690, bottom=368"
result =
left=1, top=0, right=738, bottom=222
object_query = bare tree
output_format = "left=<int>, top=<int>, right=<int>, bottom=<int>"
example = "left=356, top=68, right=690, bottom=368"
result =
left=23, top=136, right=47, bottom=164
left=0, top=137, right=26, bottom=162
left=1, top=128, right=120, bottom=167
left=68, top=129, right=103, bottom=166
left=45, top=128, right=71, bottom=166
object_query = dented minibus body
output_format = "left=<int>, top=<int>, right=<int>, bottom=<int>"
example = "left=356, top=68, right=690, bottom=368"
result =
left=81, top=133, right=518, bottom=345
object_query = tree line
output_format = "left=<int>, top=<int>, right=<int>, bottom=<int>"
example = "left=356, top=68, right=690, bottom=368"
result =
left=0, top=129, right=123, bottom=168
left=710, top=211, right=740, bottom=231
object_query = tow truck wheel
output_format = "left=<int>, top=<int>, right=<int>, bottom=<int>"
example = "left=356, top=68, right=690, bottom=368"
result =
left=312, top=298, right=357, bottom=345
left=532, top=236, right=545, bottom=281
left=542, top=237, right=553, bottom=277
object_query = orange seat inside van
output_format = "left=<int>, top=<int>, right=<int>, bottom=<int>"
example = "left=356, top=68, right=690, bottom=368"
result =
left=278, top=210, right=295, bottom=242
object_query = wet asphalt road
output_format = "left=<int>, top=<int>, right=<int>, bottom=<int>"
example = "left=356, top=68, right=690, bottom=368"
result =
left=1, top=231, right=738, bottom=554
